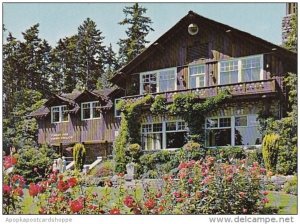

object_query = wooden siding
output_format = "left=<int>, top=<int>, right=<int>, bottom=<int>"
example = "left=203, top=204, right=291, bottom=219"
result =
left=37, top=110, right=120, bottom=146
left=124, top=20, right=291, bottom=95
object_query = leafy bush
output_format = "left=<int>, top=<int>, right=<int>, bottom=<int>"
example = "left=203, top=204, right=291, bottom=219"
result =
left=246, top=149, right=264, bottom=166
left=13, top=145, right=58, bottom=183
left=73, top=143, right=86, bottom=171
left=262, top=134, right=279, bottom=172
left=89, top=160, right=115, bottom=178
left=283, top=176, right=297, bottom=195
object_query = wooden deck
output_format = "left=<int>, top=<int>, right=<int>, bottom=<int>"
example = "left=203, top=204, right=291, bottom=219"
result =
left=121, top=79, right=280, bottom=103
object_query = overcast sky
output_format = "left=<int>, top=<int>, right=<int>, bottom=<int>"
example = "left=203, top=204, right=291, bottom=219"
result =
left=3, top=2, right=286, bottom=52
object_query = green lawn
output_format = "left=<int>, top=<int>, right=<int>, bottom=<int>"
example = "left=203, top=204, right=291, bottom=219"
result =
left=266, top=191, right=297, bottom=214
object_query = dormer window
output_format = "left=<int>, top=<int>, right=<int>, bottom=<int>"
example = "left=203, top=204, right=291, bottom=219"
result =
left=51, top=105, right=69, bottom=123
left=81, top=101, right=101, bottom=120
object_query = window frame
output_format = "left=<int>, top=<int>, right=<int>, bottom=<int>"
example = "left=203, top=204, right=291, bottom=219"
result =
left=188, top=64, right=206, bottom=89
left=81, top=101, right=101, bottom=120
left=51, top=105, right=69, bottom=123
left=141, top=119, right=187, bottom=150
left=218, top=54, right=263, bottom=85
left=205, top=114, right=261, bottom=147
left=139, top=67, right=177, bottom=94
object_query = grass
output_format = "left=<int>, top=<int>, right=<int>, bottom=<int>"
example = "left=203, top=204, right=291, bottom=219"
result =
left=266, top=191, right=297, bottom=214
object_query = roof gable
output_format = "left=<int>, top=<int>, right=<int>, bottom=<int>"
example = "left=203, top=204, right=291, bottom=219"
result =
left=111, top=11, right=297, bottom=86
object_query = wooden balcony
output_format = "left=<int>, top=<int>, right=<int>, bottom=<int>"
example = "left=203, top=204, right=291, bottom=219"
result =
left=121, top=79, right=280, bottom=103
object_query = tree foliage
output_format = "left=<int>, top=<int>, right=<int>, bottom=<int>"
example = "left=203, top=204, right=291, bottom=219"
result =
left=118, top=3, right=154, bottom=65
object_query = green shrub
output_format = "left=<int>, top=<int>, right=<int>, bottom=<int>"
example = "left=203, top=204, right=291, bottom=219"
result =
left=13, top=145, right=58, bottom=183
left=246, top=149, right=264, bottom=166
left=127, top=143, right=141, bottom=162
left=262, top=134, right=279, bottom=172
left=73, top=143, right=86, bottom=171
left=283, top=176, right=297, bottom=195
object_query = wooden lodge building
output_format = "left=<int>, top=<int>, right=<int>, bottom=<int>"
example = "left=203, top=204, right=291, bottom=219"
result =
left=110, top=10, right=297, bottom=151
left=31, top=10, right=297, bottom=159
left=30, top=88, right=123, bottom=161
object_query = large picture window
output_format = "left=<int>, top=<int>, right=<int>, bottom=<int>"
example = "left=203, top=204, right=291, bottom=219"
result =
left=141, top=120, right=187, bottom=150
left=140, top=68, right=176, bottom=94
left=81, top=101, right=101, bottom=120
left=189, top=64, right=205, bottom=88
left=218, top=55, right=263, bottom=85
left=206, top=114, right=261, bottom=147
left=51, top=105, right=68, bottom=123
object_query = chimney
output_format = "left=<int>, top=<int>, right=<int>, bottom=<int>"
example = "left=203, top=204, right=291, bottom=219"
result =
left=282, top=3, right=297, bottom=46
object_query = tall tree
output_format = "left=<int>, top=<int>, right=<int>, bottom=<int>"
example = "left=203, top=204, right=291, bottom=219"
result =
left=98, top=43, right=119, bottom=88
left=77, top=18, right=107, bottom=90
left=19, top=24, right=52, bottom=97
left=50, top=35, right=79, bottom=93
left=118, top=3, right=154, bottom=65
left=3, top=33, right=22, bottom=118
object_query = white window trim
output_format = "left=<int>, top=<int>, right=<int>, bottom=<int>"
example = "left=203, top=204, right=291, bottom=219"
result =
left=140, top=67, right=177, bottom=94
left=218, top=54, right=263, bottom=85
left=51, top=105, right=69, bottom=123
left=81, top=101, right=101, bottom=121
left=114, top=99, right=122, bottom=118
left=188, top=64, right=206, bottom=89
left=205, top=114, right=260, bottom=147
left=141, top=120, right=187, bottom=150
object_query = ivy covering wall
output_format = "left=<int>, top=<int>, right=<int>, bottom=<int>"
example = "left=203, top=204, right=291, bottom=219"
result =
left=113, top=91, right=231, bottom=172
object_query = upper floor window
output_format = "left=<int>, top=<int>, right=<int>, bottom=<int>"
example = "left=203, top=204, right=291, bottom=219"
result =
left=219, top=55, right=263, bottom=85
left=140, top=68, right=176, bottom=94
left=81, top=101, right=101, bottom=120
left=189, top=64, right=206, bottom=88
left=51, top=105, right=68, bottom=123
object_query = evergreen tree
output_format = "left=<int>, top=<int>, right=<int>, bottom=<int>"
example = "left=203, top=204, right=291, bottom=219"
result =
left=50, top=35, right=79, bottom=93
left=118, top=3, right=154, bottom=65
left=98, top=43, right=119, bottom=88
left=77, top=18, right=107, bottom=90
left=19, top=24, right=52, bottom=97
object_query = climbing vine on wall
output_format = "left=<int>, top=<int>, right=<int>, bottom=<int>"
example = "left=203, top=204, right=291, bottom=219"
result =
left=113, top=91, right=231, bottom=172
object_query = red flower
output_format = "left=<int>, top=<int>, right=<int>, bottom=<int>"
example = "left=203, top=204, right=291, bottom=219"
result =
left=109, top=208, right=120, bottom=215
left=37, top=181, right=48, bottom=193
left=67, top=177, right=78, bottom=188
left=70, top=199, right=84, bottom=213
left=3, top=184, right=11, bottom=195
left=4, top=156, right=17, bottom=169
left=188, top=178, right=193, bottom=184
left=29, top=183, right=41, bottom=197
left=57, top=180, right=69, bottom=192
left=144, top=198, right=156, bottom=210
left=49, top=173, right=57, bottom=183
left=11, top=174, right=25, bottom=187
left=13, top=187, right=24, bottom=197
left=39, top=207, right=46, bottom=214
left=123, top=195, right=135, bottom=208
left=176, top=198, right=184, bottom=203
left=187, top=160, right=196, bottom=168
left=59, top=174, right=64, bottom=180
left=178, top=162, right=188, bottom=170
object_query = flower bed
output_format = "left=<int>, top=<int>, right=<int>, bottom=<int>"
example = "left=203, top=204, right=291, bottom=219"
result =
left=3, top=155, right=269, bottom=214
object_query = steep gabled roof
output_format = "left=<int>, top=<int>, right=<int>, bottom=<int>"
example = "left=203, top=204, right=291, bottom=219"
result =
left=110, top=10, right=297, bottom=86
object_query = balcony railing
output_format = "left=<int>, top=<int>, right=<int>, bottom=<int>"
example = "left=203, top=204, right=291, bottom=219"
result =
left=121, top=79, right=279, bottom=102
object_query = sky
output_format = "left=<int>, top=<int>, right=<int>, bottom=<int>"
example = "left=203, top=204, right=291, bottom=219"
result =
left=3, top=2, right=287, bottom=53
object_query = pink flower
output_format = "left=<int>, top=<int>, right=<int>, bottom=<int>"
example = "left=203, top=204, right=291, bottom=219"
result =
left=178, top=162, right=188, bottom=170
left=3, top=184, right=11, bottom=195
left=261, top=198, right=269, bottom=204
left=188, top=178, right=193, bottom=184
left=3, top=156, right=17, bottom=169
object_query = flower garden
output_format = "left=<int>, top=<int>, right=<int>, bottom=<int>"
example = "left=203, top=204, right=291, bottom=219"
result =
left=4, top=145, right=294, bottom=215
